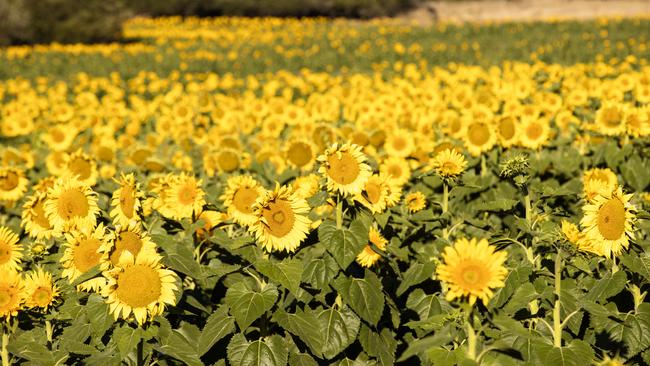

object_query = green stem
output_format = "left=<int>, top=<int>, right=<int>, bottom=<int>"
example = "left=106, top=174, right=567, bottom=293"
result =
left=46, top=320, right=53, bottom=350
left=442, top=181, right=449, bottom=239
left=480, top=154, right=487, bottom=177
left=612, top=256, right=619, bottom=274
left=524, top=189, right=532, bottom=225
left=137, top=337, right=144, bottom=366
left=335, top=197, right=343, bottom=229
left=2, top=330, right=9, bottom=366
left=553, top=247, right=562, bottom=348
left=466, top=320, right=477, bottom=360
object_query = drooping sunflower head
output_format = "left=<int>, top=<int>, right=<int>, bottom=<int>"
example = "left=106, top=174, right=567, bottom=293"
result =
left=354, top=174, right=390, bottom=214
left=220, top=175, right=266, bottom=227
left=430, top=148, right=468, bottom=179
left=0, top=166, right=29, bottom=203
left=195, top=210, right=227, bottom=238
left=0, top=269, right=24, bottom=320
left=405, top=191, right=427, bottom=213
left=110, top=173, right=143, bottom=227
left=23, top=267, right=59, bottom=311
left=356, top=226, right=388, bottom=268
left=102, top=251, right=178, bottom=326
left=0, top=226, right=23, bottom=272
left=250, top=184, right=312, bottom=253
left=44, top=176, right=99, bottom=235
left=581, top=187, right=636, bottom=258
left=21, top=192, right=54, bottom=240
left=436, top=237, right=508, bottom=305
left=102, top=222, right=158, bottom=270
left=61, top=224, right=109, bottom=292
left=317, top=143, right=372, bottom=197
left=583, top=168, right=618, bottom=202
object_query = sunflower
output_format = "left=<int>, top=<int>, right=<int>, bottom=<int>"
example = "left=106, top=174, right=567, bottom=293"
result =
left=221, top=175, right=266, bottom=227
left=163, top=174, right=206, bottom=220
left=583, top=168, right=618, bottom=202
left=23, top=267, right=59, bottom=311
left=291, top=174, right=321, bottom=200
left=250, top=184, right=311, bottom=253
left=102, top=250, right=178, bottom=326
left=383, top=129, right=414, bottom=158
left=436, top=237, right=508, bottom=305
left=317, top=143, right=372, bottom=197
left=581, top=187, right=636, bottom=258
left=462, top=120, right=496, bottom=157
left=430, top=149, right=468, bottom=179
left=595, top=102, right=627, bottom=136
left=110, top=173, right=143, bottom=227
left=356, top=227, right=388, bottom=268
left=41, top=124, right=77, bottom=151
left=101, top=222, right=158, bottom=269
left=405, top=191, right=427, bottom=213
left=44, top=177, right=99, bottom=235
left=196, top=210, right=227, bottom=238
left=61, top=224, right=109, bottom=292
left=21, top=192, right=54, bottom=240
left=495, top=115, right=519, bottom=148
left=284, top=138, right=317, bottom=171
left=379, top=156, right=411, bottom=187
left=519, top=118, right=551, bottom=150
left=0, top=269, right=23, bottom=319
left=46, top=151, right=68, bottom=176
left=0, top=166, right=29, bottom=202
left=0, top=227, right=23, bottom=272
left=64, top=149, right=98, bottom=186
left=354, top=174, right=391, bottom=214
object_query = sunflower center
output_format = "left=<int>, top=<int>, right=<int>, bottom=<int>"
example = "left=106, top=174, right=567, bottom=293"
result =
left=115, top=265, right=162, bottom=308
left=217, top=150, right=240, bottom=172
left=233, top=187, right=258, bottom=214
left=526, top=122, right=543, bottom=140
left=57, top=189, right=90, bottom=220
left=0, top=171, right=19, bottom=191
left=130, top=149, right=151, bottom=165
left=369, top=130, right=386, bottom=147
left=498, top=118, right=516, bottom=139
left=457, top=262, right=488, bottom=289
left=32, top=286, right=52, bottom=307
left=119, top=185, right=136, bottom=218
left=441, top=161, right=458, bottom=172
left=597, top=197, right=626, bottom=240
left=74, top=238, right=102, bottom=272
left=287, top=142, right=312, bottom=167
left=365, top=181, right=382, bottom=204
left=96, top=146, right=114, bottom=162
left=262, top=199, right=295, bottom=237
left=177, top=184, right=197, bottom=206
left=68, top=157, right=92, bottom=180
left=388, top=165, right=403, bottom=179
left=392, top=136, right=406, bottom=151
left=603, top=108, right=622, bottom=127
left=50, top=128, right=65, bottom=142
left=111, top=231, right=143, bottom=265
left=33, top=199, right=52, bottom=228
left=0, top=286, right=17, bottom=308
left=327, top=151, right=360, bottom=185
left=468, top=122, right=490, bottom=146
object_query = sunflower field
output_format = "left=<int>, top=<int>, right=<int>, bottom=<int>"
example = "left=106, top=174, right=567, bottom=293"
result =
left=1, top=15, right=650, bottom=366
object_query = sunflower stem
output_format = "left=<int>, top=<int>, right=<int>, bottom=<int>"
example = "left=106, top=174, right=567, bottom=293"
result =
left=442, top=181, right=449, bottom=240
left=1, top=330, right=9, bottom=366
left=612, top=257, right=619, bottom=274
left=46, top=320, right=53, bottom=349
left=137, top=337, right=144, bottom=366
left=553, top=247, right=563, bottom=348
left=524, top=190, right=532, bottom=225
left=480, top=154, right=487, bottom=177
left=465, top=313, right=477, bottom=360
left=335, top=198, right=343, bottom=229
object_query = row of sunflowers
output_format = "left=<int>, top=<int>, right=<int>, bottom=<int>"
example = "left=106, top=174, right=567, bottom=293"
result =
left=1, top=16, right=650, bottom=366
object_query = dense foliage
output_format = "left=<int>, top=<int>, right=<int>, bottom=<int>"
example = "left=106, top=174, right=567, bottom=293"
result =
left=1, top=15, right=650, bottom=366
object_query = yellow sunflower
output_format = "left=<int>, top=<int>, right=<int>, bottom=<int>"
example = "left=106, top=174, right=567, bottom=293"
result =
left=379, top=156, right=411, bottom=187
left=220, top=175, right=266, bottom=227
left=436, top=237, right=508, bottom=305
left=61, top=224, right=109, bottom=292
left=581, top=187, right=636, bottom=258
left=356, top=227, right=388, bottom=268
left=405, top=192, right=427, bottom=213
left=44, top=177, right=99, bottom=235
left=0, top=227, right=23, bottom=272
left=430, top=149, right=468, bottom=179
left=519, top=118, right=551, bottom=150
left=41, top=124, right=77, bottom=151
left=561, top=220, right=604, bottom=256
left=21, top=192, right=54, bottom=240
left=462, top=120, right=496, bottom=157
left=46, top=151, right=69, bottom=176
left=0, top=166, right=29, bottom=202
left=102, top=250, right=178, bottom=326
left=284, top=138, right=318, bottom=171
left=23, top=267, right=59, bottom=311
left=583, top=168, right=618, bottom=202
left=0, top=269, right=23, bottom=319
left=163, top=173, right=206, bottom=220
left=110, top=173, right=143, bottom=227
left=250, top=184, right=311, bottom=253
left=383, top=129, right=414, bottom=158
left=63, top=149, right=98, bottom=186
left=101, top=222, right=158, bottom=269
left=495, top=115, right=519, bottom=148
left=317, top=143, right=372, bottom=197
left=354, top=174, right=391, bottom=214
left=595, top=102, right=627, bottom=136
left=291, top=174, right=321, bottom=200
left=196, top=210, right=227, bottom=238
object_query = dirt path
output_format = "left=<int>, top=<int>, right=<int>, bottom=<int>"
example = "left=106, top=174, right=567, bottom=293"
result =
left=403, top=0, right=650, bottom=24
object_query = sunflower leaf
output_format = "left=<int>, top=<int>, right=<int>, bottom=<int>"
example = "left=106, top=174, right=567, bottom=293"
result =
left=239, top=335, right=288, bottom=366
left=317, top=305, right=360, bottom=359
left=585, top=271, right=627, bottom=302
left=396, top=261, right=436, bottom=296
left=225, top=281, right=278, bottom=330
left=198, top=305, right=236, bottom=356
left=333, top=270, right=384, bottom=325
left=155, top=330, right=203, bottom=366
left=254, top=257, right=303, bottom=295
left=318, top=218, right=369, bottom=270
left=273, top=308, right=323, bottom=356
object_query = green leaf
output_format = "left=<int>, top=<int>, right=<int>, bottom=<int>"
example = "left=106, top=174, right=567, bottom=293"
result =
left=605, top=303, right=650, bottom=357
left=85, top=294, right=113, bottom=340
left=156, top=331, right=203, bottom=366
left=225, top=281, right=278, bottom=330
left=333, top=270, right=384, bottom=325
left=289, top=353, right=318, bottom=366
left=359, top=325, right=397, bottom=366
left=254, top=258, right=303, bottom=295
left=620, top=253, right=650, bottom=282
left=273, top=308, right=323, bottom=356
left=318, top=218, right=369, bottom=269
left=198, top=305, right=236, bottom=356
left=71, top=265, right=101, bottom=287
left=502, top=282, right=538, bottom=314
left=318, top=305, right=360, bottom=359
left=586, top=271, right=627, bottom=302
left=228, top=333, right=251, bottom=366
left=398, top=326, right=454, bottom=361
left=426, top=347, right=458, bottom=366
left=620, top=155, right=649, bottom=191
left=396, top=261, right=435, bottom=296
left=302, top=254, right=339, bottom=289
left=406, top=289, right=442, bottom=321
left=474, top=199, right=518, bottom=212
left=492, top=266, right=533, bottom=309
left=240, top=335, right=288, bottom=366
left=533, top=339, right=594, bottom=366
left=113, top=325, right=143, bottom=359
left=153, top=234, right=204, bottom=279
